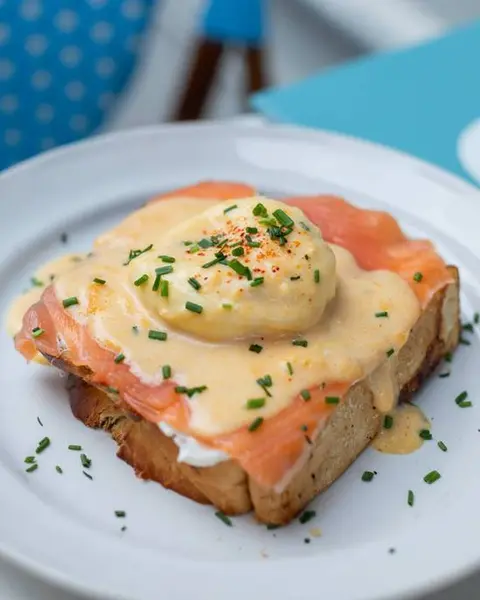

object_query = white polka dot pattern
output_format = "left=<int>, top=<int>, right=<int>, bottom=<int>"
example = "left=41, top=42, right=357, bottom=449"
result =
left=0, top=0, right=154, bottom=170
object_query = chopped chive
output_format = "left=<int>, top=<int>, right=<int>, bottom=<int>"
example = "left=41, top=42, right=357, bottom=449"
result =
left=83, top=470, right=93, bottom=480
left=158, top=255, right=176, bottom=263
left=62, top=296, right=79, bottom=309
left=26, top=463, right=38, bottom=473
left=115, top=510, right=126, bottom=518
left=36, top=416, right=43, bottom=427
left=246, top=398, right=266, bottom=409
left=257, top=374, right=272, bottom=387
left=31, top=276, right=44, bottom=287
left=475, top=312, right=480, bottom=325
left=299, top=221, right=310, bottom=231
left=437, top=441, right=448, bottom=452
left=247, top=240, right=261, bottom=248
left=114, top=353, right=125, bottom=364
left=185, top=301, right=203, bottom=314
left=458, top=401, right=472, bottom=408
left=155, top=265, right=173, bottom=276
left=32, top=327, right=44, bottom=338
left=222, top=303, right=233, bottom=310
left=419, top=429, right=432, bottom=440
left=299, top=510, right=316, bottom=524
left=188, top=277, right=201, bottom=291
left=253, top=203, right=268, bottom=218
left=266, top=523, right=281, bottom=530
left=286, top=362, right=294, bottom=376
left=407, top=490, right=414, bottom=507
left=121, top=526, right=127, bottom=532
left=151, top=272, right=162, bottom=292
left=300, top=424, right=308, bottom=432
left=375, top=311, right=389, bottom=318
left=259, top=217, right=277, bottom=227
left=386, top=348, right=395, bottom=358
left=362, top=471, right=375, bottom=482
left=24, top=456, right=36, bottom=464
left=250, top=277, right=264, bottom=287
left=228, top=259, right=252, bottom=280
left=455, top=391, right=468, bottom=405
left=383, top=415, right=394, bottom=429
left=35, top=437, right=50, bottom=454
left=148, top=330, right=167, bottom=341
left=175, top=385, right=207, bottom=398
left=106, top=386, right=119, bottom=395
left=248, top=416, right=264, bottom=432
left=423, top=470, right=441, bottom=484
left=314, top=269, right=320, bottom=284
left=68, top=444, right=82, bottom=451
left=444, top=352, right=453, bottom=363
left=124, top=244, right=153, bottom=266
left=292, top=339, right=308, bottom=347
left=202, top=254, right=225, bottom=268
left=273, top=208, right=294, bottom=228
left=80, top=453, right=92, bottom=468
left=56, top=465, right=63, bottom=474
left=325, top=396, right=340, bottom=405
left=160, top=280, right=169, bottom=297
left=462, top=322, right=474, bottom=333
left=198, top=238, right=213, bottom=249
left=300, top=389, right=311, bottom=401
left=439, top=372, right=450, bottom=378
left=232, top=246, right=244, bottom=257
left=413, top=271, right=423, bottom=283
left=188, top=244, right=200, bottom=254
left=246, top=227, right=258, bottom=234
left=249, top=344, right=263, bottom=354
left=93, top=278, right=106, bottom=285
left=229, top=240, right=243, bottom=248
left=290, top=275, right=301, bottom=281
left=215, top=511, right=233, bottom=526
left=460, top=337, right=471, bottom=346
left=162, top=365, right=171, bottom=380
left=224, top=204, right=238, bottom=214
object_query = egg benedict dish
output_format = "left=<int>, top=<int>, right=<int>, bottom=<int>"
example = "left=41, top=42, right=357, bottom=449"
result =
left=9, top=181, right=460, bottom=524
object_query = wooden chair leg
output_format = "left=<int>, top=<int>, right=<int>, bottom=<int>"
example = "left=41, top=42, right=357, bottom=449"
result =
left=246, top=45, right=265, bottom=94
left=173, top=39, right=225, bottom=121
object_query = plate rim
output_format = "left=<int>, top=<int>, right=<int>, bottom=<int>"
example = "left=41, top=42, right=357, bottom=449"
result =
left=1, top=120, right=479, bottom=600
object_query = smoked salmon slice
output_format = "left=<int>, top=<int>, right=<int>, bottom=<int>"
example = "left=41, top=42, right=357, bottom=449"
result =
left=15, top=183, right=452, bottom=490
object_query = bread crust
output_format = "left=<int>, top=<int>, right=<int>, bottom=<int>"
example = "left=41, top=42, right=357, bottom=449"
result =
left=45, top=267, right=460, bottom=525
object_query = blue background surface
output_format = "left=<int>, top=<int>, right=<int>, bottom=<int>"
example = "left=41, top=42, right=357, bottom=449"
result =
left=252, top=20, right=480, bottom=183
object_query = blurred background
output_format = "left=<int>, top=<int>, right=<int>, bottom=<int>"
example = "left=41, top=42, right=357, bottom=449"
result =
left=1, top=0, right=480, bottom=171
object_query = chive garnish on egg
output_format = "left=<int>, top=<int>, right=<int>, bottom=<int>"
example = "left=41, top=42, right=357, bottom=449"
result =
left=300, top=390, right=311, bottom=401
left=93, top=278, right=106, bottom=285
left=185, top=301, right=203, bottom=314
left=134, top=274, right=149, bottom=287
left=286, top=362, right=294, bottom=376
left=314, top=269, right=320, bottom=284
left=222, top=303, right=233, bottom=310
left=252, top=203, right=268, bottom=218
left=383, top=415, right=393, bottom=429
left=63, top=296, right=79, bottom=309
left=175, top=385, right=207, bottom=398
left=158, top=255, right=176, bottom=263
left=249, top=344, right=263, bottom=354
left=224, top=204, right=238, bottom=214
left=228, top=259, right=252, bottom=280
left=148, top=330, right=168, bottom=341
left=292, top=339, right=308, bottom=347
left=246, top=398, right=266, bottom=410
left=250, top=277, right=264, bottom=287
left=32, top=327, right=44, bottom=338
left=273, top=208, right=294, bottom=228
left=188, top=277, right=201, bottom=291
left=155, top=265, right=173, bottom=277
left=232, top=247, right=244, bottom=257
left=375, top=311, right=389, bottom=318
left=124, top=244, right=153, bottom=266
left=152, top=274, right=161, bottom=292
left=114, top=353, right=125, bottom=364
left=202, top=254, right=225, bottom=268
left=386, top=348, right=395, bottom=358
left=246, top=227, right=258, bottom=234
left=31, top=276, right=44, bottom=287
left=162, top=365, right=171, bottom=380
left=160, top=280, right=169, bottom=297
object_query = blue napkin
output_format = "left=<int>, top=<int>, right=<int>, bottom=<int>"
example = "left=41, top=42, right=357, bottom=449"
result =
left=251, top=20, right=480, bottom=182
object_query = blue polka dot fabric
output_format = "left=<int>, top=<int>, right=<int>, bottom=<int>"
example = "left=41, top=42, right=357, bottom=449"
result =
left=0, top=0, right=156, bottom=171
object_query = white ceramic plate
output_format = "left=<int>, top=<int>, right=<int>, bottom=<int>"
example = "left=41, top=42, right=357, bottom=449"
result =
left=1, top=122, right=480, bottom=600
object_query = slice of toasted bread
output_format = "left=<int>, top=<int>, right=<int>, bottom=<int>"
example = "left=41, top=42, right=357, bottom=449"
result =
left=44, top=266, right=460, bottom=525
